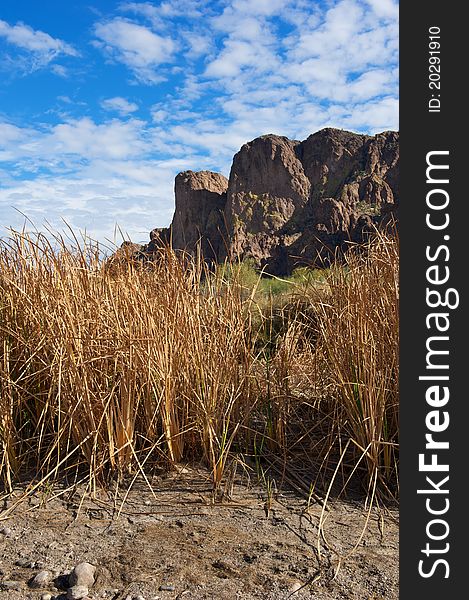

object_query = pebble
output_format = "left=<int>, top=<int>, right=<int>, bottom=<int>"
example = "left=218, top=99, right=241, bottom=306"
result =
left=158, top=584, right=175, bottom=592
left=15, top=557, right=34, bottom=568
left=290, top=581, right=303, bottom=594
left=0, top=526, right=12, bottom=537
left=0, top=580, right=22, bottom=591
left=30, top=569, right=52, bottom=588
left=67, top=584, right=89, bottom=599
left=69, top=562, right=96, bottom=588
left=135, top=595, right=146, bottom=600
left=41, top=594, right=53, bottom=600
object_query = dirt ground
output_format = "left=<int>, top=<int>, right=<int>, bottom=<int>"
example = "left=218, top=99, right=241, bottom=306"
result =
left=0, top=464, right=398, bottom=600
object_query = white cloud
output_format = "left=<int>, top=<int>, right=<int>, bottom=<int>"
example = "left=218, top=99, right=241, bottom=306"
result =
left=347, top=69, right=396, bottom=101
left=0, top=117, right=149, bottom=167
left=51, top=64, right=68, bottom=77
left=364, top=0, right=398, bottom=19
left=0, top=122, right=29, bottom=145
left=120, top=0, right=208, bottom=20
left=101, top=96, right=139, bottom=115
left=0, top=175, right=174, bottom=246
left=205, top=28, right=278, bottom=79
left=200, top=0, right=398, bottom=134
left=118, top=2, right=165, bottom=28
left=0, top=128, right=185, bottom=244
left=0, top=18, right=78, bottom=72
left=183, top=30, right=213, bottom=59
left=0, top=19, right=77, bottom=55
left=50, top=117, right=147, bottom=160
left=0, top=122, right=37, bottom=161
left=339, top=96, right=399, bottom=131
left=206, top=40, right=257, bottom=77
left=151, top=108, right=169, bottom=122
left=212, top=0, right=285, bottom=28
left=93, top=18, right=175, bottom=84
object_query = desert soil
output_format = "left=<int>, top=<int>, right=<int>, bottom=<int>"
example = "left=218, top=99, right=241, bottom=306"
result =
left=0, top=464, right=398, bottom=600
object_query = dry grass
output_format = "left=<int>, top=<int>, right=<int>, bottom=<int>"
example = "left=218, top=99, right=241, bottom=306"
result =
left=312, top=231, right=399, bottom=500
left=0, top=227, right=398, bottom=506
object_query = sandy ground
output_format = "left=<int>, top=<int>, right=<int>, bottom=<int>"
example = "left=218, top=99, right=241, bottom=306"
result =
left=0, top=464, right=398, bottom=599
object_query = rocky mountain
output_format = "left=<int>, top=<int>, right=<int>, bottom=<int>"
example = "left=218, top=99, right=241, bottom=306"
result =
left=171, top=170, right=228, bottom=262
left=138, top=127, right=399, bottom=275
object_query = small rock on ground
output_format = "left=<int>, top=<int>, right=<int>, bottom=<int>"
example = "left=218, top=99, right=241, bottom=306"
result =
left=69, top=562, right=96, bottom=588
left=0, top=580, right=22, bottom=591
left=290, top=581, right=303, bottom=591
left=15, top=557, right=34, bottom=568
left=67, top=584, right=90, bottom=599
left=30, top=569, right=52, bottom=588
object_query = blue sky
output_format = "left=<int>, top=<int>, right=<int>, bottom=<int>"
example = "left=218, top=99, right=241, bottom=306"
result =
left=0, top=0, right=398, bottom=244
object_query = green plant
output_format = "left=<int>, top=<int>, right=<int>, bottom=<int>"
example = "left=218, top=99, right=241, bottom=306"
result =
left=355, top=201, right=380, bottom=216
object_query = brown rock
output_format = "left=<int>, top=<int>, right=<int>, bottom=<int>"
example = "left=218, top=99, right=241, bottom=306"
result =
left=136, top=127, right=399, bottom=275
left=29, top=570, right=52, bottom=588
left=66, top=585, right=89, bottom=599
left=145, top=227, right=170, bottom=254
left=68, top=562, right=96, bottom=588
left=171, top=170, right=228, bottom=262
left=221, top=128, right=398, bottom=272
left=223, top=135, right=310, bottom=267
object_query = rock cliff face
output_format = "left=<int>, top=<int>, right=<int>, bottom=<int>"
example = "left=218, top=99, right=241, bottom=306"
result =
left=171, top=170, right=228, bottom=261
left=224, top=134, right=311, bottom=272
left=141, top=128, right=399, bottom=275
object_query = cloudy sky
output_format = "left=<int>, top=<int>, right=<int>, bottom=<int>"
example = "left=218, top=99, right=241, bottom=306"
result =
left=0, top=0, right=398, bottom=244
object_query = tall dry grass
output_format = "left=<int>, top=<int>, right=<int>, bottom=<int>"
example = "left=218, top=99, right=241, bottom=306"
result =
left=0, top=227, right=398, bottom=504
left=311, top=231, right=399, bottom=499
left=0, top=231, right=257, bottom=495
